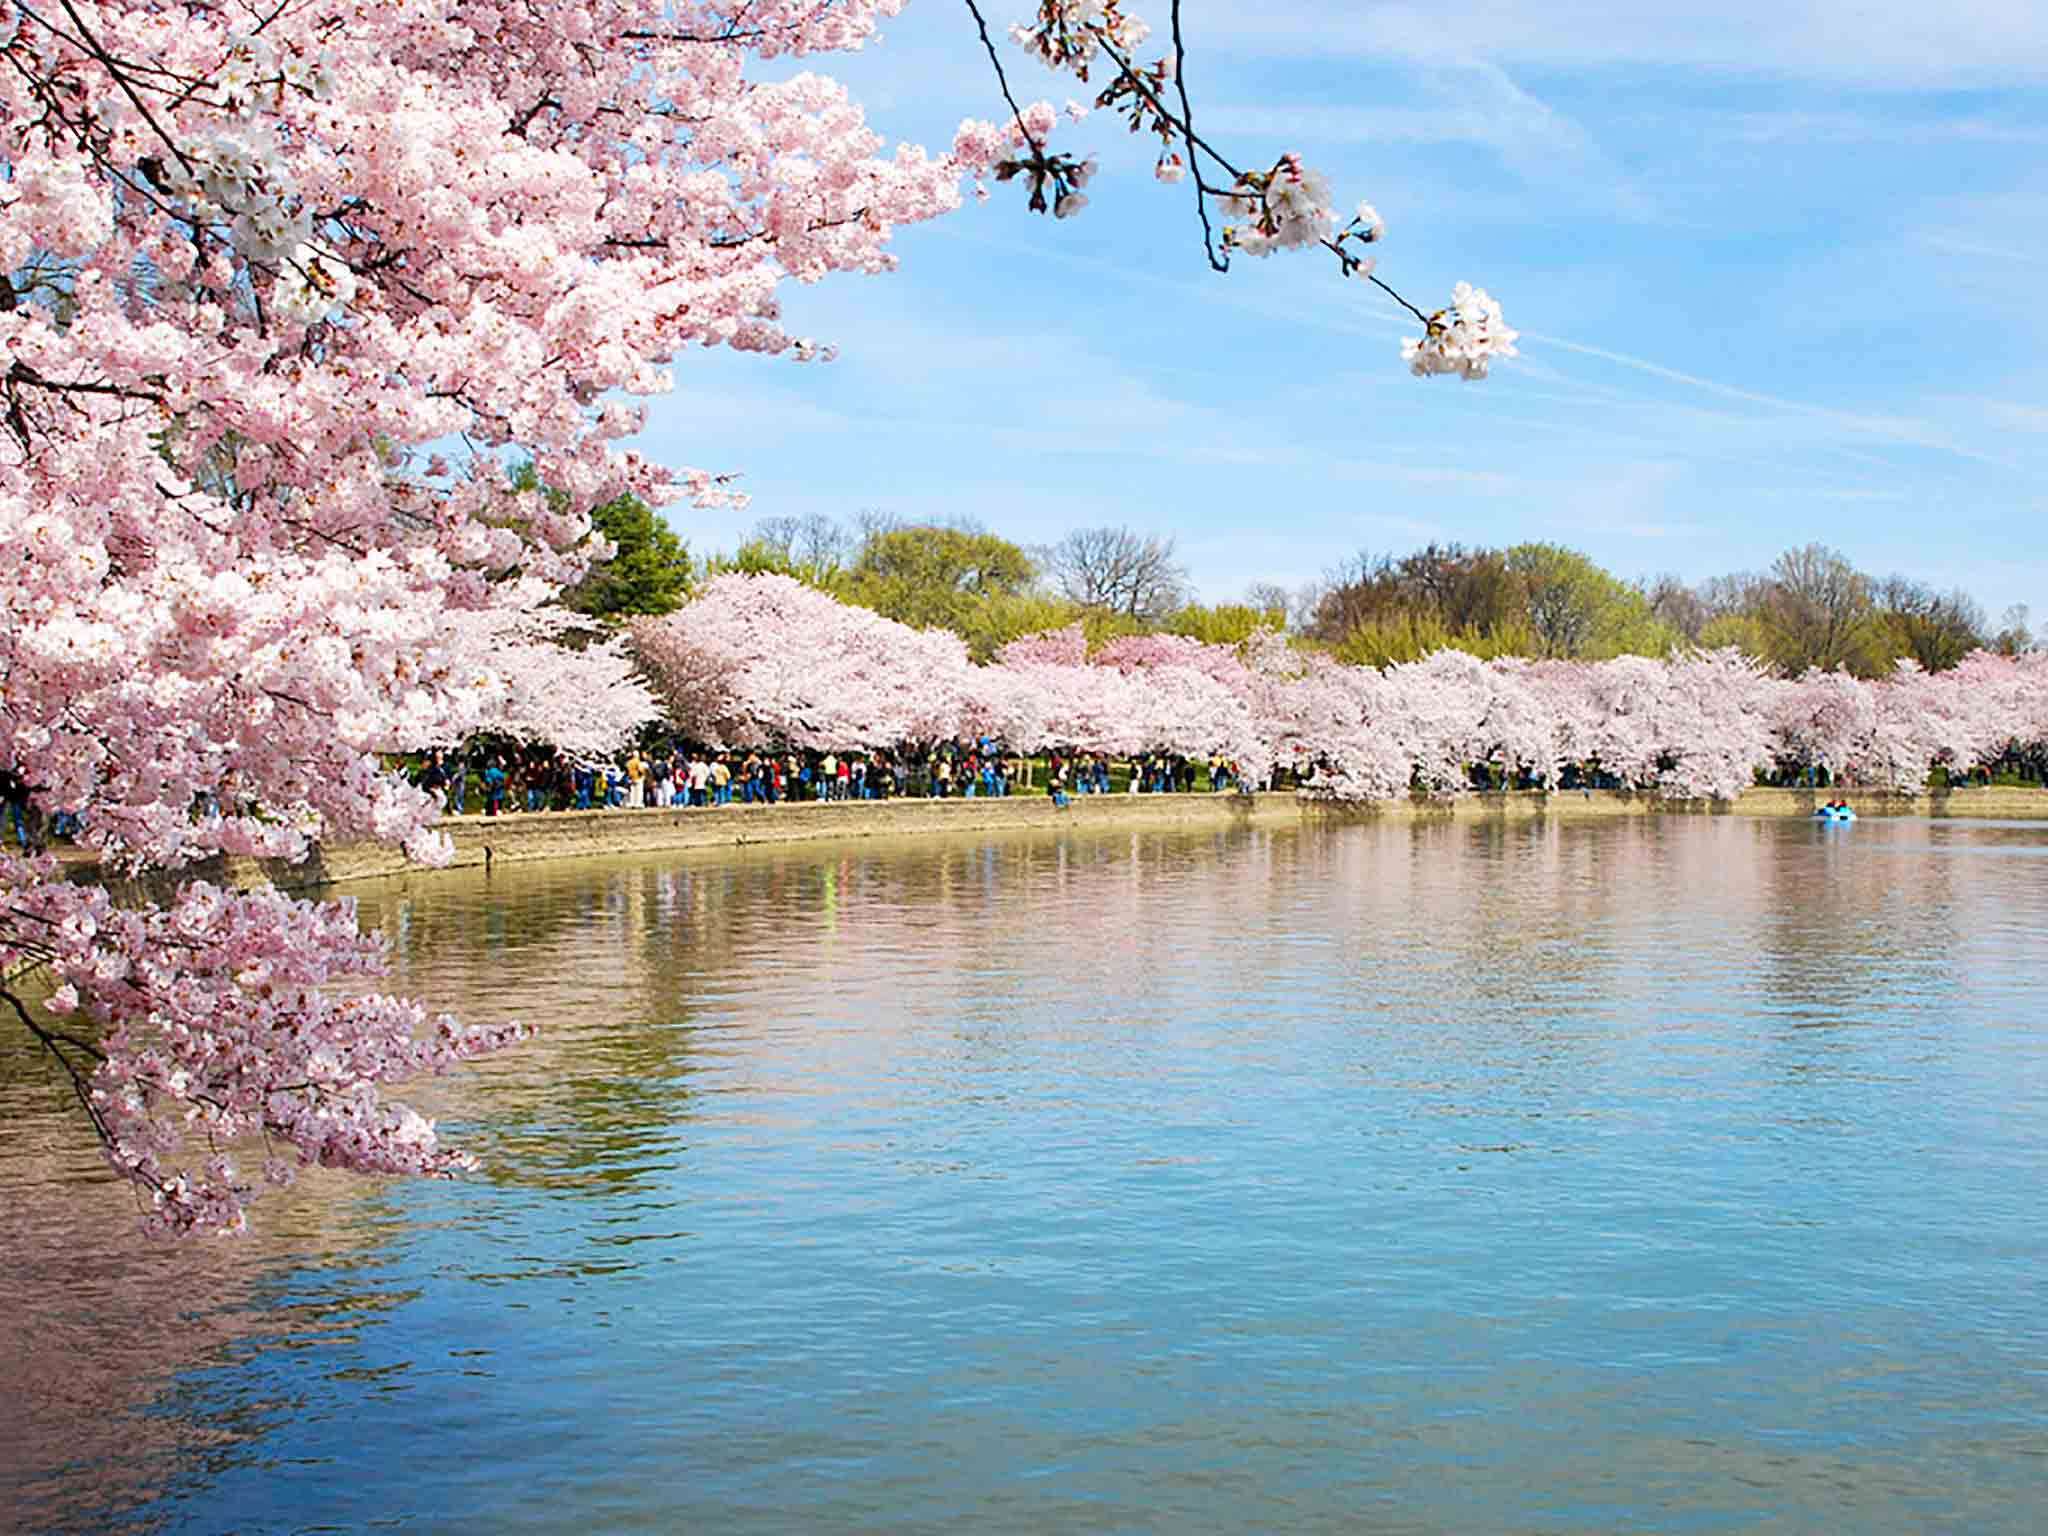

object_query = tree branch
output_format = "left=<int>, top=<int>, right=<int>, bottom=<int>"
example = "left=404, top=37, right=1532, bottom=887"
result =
left=961, top=0, right=1046, bottom=162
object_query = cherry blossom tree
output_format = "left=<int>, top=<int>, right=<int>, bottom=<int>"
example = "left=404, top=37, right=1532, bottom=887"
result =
left=1651, top=649, right=1784, bottom=799
left=1521, top=658, right=1607, bottom=782
left=1266, top=654, right=1411, bottom=801
left=1774, top=668, right=1878, bottom=783
left=1370, top=650, right=1556, bottom=795
left=632, top=572, right=977, bottom=749
left=1770, top=654, right=2048, bottom=792
left=0, top=0, right=988, bottom=1235
left=998, top=621, right=1301, bottom=777
left=637, top=576, right=1275, bottom=776
left=432, top=585, right=663, bottom=761
left=1574, top=655, right=1672, bottom=791
left=1940, top=651, right=2048, bottom=770
left=995, top=623, right=1090, bottom=669
left=975, top=656, right=1150, bottom=757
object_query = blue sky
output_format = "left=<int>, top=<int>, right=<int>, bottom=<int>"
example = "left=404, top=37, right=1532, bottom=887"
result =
left=635, top=0, right=2048, bottom=620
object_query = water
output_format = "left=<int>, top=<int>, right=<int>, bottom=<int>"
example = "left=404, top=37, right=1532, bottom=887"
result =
left=5, top=815, right=2047, bottom=1533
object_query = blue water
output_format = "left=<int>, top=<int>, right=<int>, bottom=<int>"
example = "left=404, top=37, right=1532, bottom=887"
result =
left=6, top=815, right=2047, bottom=1532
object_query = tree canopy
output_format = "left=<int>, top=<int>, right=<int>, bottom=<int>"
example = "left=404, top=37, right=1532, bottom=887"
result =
left=692, top=514, right=2028, bottom=680
left=841, top=523, right=1038, bottom=634
left=563, top=495, right=696, bottom=619
left=1043, top=526, right=1192, bottom=624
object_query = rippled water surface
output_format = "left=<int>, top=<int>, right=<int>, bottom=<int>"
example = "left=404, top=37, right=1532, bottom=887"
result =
left=6, top=815, right=2048, bottom=1533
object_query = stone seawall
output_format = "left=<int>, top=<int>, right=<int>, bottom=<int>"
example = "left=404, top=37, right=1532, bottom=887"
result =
left=1731, top=785, right=2047, bottom=820
left=187, top=782, right=2048, bottom=893
left=1311, top=784, right=2048, bottom=823
left=251, top=790, right=1308, bottom=888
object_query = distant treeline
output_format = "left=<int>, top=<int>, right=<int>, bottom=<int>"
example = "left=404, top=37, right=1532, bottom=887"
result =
left=562, top=492, right=2034, bottom=676
left=1297, top=541, right=2031, bottom=675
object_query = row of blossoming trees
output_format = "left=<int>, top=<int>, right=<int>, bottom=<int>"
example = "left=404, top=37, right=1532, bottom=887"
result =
left=628, top=574, right=2048, bottom=802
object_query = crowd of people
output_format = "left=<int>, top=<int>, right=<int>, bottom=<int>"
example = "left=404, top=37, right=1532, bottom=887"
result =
left=17, top=726, right=2040, bottom=851
left=410, top=741, right=1261, bottom=816
left=412, top=733, right=2047, bottom=820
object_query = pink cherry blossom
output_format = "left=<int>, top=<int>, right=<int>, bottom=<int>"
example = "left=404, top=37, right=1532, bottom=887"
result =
left=632, top=574, right=976, bottom=751
left=1403, top=283, right=1521, bottom=380
left=0, top=0, right=984, bottom=1235
left=996, top=624, right=1090, bottom=668
left=641, top=581, right=2048, bottom=811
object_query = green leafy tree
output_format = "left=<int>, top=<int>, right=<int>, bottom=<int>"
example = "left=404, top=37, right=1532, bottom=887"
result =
left=562, top=494, right=695, bottom=618
left=1167, top=601, right=1286, bottom=646
left=1501, top=543, right=1678, bottom=660
left=1754, top=543, right=1888, bottom=675
left=954, top=592, right=1090, bottom=661
left=707, top=536, right=828, bottom=582
left=1698, top=611, right=1772, bottom=660
left=502, top=463, right=693, bottom=619
left=1869, top=577, right=1986, bottom=672
left=840, top=523, right=1038, bottom=638
left=1331, top=613, right=1539, bottom=668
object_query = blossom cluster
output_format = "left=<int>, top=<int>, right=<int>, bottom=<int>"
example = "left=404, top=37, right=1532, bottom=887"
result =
left=158, top=127, right=306, bottom=263
left=1009, top=0, right=1152, bottom=80
left=17, top=861, right=524, bottom=1237
left=1220, top=155, right=1336, bottom=257
left=952, top=101, right=1099, bottom=216
left=429, top=583, right=664, bottom=761
left=988, top=5, right=1508, bottom=377
left=1403, top=282, right=1522, bottom=380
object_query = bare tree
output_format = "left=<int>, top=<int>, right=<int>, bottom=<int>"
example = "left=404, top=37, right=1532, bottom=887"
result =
left=749, top=512, right=855, bottom=576
left=1286, top=581, right=1328, bottom=635
left=1697, top=571, right=1765, bottom=619
left=1302, top=550, right=1396, bottom=643
left=1995, top=603, right=2035, bottom=655
left=1872, top=575, right=1986, bottom=671
left=849, top=506, right=904, bottom=548
left=1760, top=543, right=1876, bottom=673
left=749, top=515, right=798, bottom=558
left=1644, top=573, right=1710, bottom=641
left=1243, top=581, right=1292, bottom=627
left=1044, top=525, right=1191, bottom=623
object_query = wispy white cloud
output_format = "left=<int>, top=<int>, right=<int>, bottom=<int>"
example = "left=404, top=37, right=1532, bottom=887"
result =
left=1186, top=0, right=2048, bottom=87
left=1522, top=332, right=2019, bottom=468
left=1914, top=233, right=2048, bottom=266
left=1201, top=57, right=1653, bottom=219
left=1783, top=486, right=1914, bottom=503
left=1713, top=111, right=2048, bottom=146
left=1319, top=459, right=1525, bottom=493
left=1979, top=400, right=2048, bottom=432
left=913, top=219, right=1419, bottom=343
left=1352, top=510, right=1456, bottom=544
left=1534, top=459, right=1697, bottom=542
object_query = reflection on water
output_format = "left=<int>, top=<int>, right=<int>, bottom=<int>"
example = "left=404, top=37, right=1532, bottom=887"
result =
left=6, top=817, right=2048, bottom=1533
